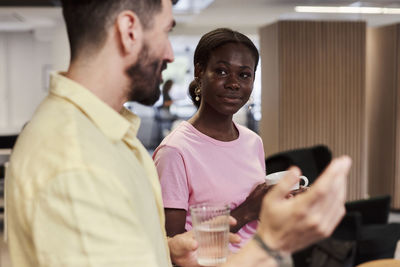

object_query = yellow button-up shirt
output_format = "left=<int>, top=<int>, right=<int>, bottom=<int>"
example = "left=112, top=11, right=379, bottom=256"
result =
left=6, top=73, right=171, bottom=267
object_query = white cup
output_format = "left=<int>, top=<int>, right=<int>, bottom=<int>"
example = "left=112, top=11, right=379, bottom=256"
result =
left=265, top=171, right=309, bottom=190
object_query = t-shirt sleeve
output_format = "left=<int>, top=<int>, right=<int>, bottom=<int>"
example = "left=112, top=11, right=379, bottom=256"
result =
left=153, top=145, right=190, bottom=211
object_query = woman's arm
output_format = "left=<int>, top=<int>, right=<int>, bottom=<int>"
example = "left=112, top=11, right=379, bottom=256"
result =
left=165, top=208, right=187, bottom=237
left=231, top=183, right=311, bottom=232
left=153, top=146, right=190, bottom=236
left=230, top=183, right=272, bottom=233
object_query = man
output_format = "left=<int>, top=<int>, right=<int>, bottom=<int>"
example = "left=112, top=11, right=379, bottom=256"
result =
left=6, top=0, right=352, bottom=266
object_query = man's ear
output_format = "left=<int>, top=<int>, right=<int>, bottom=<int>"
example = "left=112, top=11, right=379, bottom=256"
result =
left=116, top=10, right=143, bottom=55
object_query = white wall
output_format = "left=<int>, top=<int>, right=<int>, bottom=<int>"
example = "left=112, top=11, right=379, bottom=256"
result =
left=0, top=35, right=7, bottom=130
left=50, top=24, right=70, bottom=72
left=0, top=24, right=69, bottom=135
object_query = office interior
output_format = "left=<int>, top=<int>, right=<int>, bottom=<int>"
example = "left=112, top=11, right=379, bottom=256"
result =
left=1, top=0, right=400, bottom=266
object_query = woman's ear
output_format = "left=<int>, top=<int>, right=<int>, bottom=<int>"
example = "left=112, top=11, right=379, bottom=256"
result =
left=194, top=63, right=204, bottom=79
left=115, top=10, right=143, bottom=55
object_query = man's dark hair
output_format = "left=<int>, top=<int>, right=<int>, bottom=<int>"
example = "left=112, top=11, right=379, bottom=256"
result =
left=189, top=28, right=260, bottom=107
left=61, top=0, right=163, bottom=61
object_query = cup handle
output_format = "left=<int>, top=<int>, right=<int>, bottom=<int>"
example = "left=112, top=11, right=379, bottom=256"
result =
left=300, top=176, right=309, bottom=187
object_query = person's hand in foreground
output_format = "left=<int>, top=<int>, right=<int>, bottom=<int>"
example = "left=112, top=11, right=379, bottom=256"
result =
left=218, top=156, right=352, bottom=267
left=257, top=155, right=352, bottom=253
left=169, top=217, right=241, bottom=267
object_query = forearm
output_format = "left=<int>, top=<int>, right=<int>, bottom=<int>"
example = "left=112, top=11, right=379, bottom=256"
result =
left=230, top=183, right=272, bottom=233
left=165, top=208, right=187, bottom=237
left=221, top=239, right=278, bottom=267
left=230, top=204, right=257, bottom=233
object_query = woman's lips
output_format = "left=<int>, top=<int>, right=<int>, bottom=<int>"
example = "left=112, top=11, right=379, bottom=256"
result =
left=220, top=95, right=241, bottom=104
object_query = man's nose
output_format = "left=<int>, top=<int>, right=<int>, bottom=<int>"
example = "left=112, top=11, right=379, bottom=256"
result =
left=164, top=40, right=174, bottom=63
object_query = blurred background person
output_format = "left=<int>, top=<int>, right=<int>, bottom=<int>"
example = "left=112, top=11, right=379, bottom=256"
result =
left=162, top=79, right=174, bottom=112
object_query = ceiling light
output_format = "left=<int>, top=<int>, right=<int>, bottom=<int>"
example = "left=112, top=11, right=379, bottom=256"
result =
left=295, top=6, right=400, bottom=14
left=173, top=0, right=214, bottom=14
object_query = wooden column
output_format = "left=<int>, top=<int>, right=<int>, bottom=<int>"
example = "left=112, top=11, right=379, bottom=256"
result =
left=259, top=21, right=367, bottom=201
left=366, top=24, right=400, bottom=209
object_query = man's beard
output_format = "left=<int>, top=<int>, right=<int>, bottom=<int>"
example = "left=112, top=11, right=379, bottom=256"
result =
left=126, top=44, right=167, bottom=106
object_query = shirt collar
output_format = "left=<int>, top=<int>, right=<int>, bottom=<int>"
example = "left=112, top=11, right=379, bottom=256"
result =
left=49, top=72, right=141, bottom=142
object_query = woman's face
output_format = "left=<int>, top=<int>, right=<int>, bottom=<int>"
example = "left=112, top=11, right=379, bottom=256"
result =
left=198, top=42, right=256, bottom=116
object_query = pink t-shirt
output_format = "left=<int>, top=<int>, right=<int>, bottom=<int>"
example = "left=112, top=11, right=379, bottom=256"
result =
left=153, top=121, right=266, bottom=251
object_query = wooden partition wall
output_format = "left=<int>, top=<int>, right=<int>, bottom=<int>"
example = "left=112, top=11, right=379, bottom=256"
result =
left=366, top=24, right=400, bottom=209
left=259, top=21, right=367, bottom=201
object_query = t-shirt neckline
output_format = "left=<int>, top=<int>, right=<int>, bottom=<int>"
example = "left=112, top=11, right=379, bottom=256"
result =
left=181, top=121, right=241, bottom=147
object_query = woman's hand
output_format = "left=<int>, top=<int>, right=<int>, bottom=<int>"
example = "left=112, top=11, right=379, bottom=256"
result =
left=230, top=182, right=273, bottom=232
left=287, top=186, right=310, bottom=198
left=244, top=183, right=273, bottom=220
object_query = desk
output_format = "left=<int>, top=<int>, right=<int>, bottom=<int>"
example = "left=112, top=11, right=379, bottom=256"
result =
left=0, top=149, right=11, bottom=156
left=0, top=150, right=10, bottom=168
left=357, top=259, right=400, bottom=266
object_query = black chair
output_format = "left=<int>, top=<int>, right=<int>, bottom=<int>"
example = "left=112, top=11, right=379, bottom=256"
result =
left=293, top=195, right=400, bottom=266
left=338, top=195, right=400, bottom=265
left=265, top=144, right=332, bottom=185
left=0, top=164, right=5, bottom=215
left=0, top=164, right=5, bottom=179
left=0, top=134, right=15, bottom=217
left=331, top=195, right=391, bottom=245
left=345, top=195, right=391, bottom=225
left=0, top=135, right=18, bottom=149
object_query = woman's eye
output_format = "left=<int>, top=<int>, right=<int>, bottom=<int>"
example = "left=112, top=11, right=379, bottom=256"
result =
left=216, top=69, right=227, bottom=75
left=241, top=72, right=252, bottom=79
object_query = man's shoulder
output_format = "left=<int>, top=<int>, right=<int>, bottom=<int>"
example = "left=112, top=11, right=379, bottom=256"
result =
left=8, top=97, right=120, bottom=206
left=11, top=95, right=105, bottom=176
left=20, top=95, right=94, bottom=143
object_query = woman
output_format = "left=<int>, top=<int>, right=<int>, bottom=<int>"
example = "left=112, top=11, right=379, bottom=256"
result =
left=153, top=28, right=270, bottom=251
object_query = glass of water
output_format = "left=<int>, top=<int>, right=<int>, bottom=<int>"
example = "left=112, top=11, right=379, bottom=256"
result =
left=190, top=204, right=230, bottom=266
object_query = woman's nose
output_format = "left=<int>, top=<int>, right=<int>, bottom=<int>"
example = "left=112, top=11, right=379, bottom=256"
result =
left=226, top=76, right=240, bottom=90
